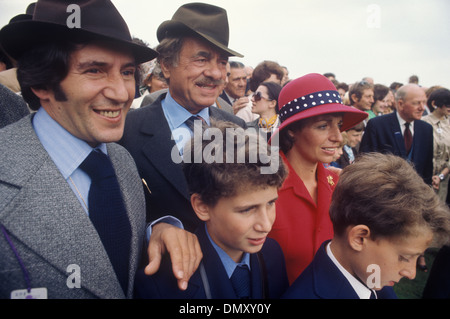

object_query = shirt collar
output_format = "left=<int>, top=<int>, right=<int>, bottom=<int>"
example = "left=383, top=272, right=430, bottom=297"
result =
left=396, top=110, right=414, bottom=133
left=162, top=90, right=211, bottom=130
left=204, top=224, right=251, bottom=278
left=32, top=107, right=107, bottom=179
left=425, top=112, right=447, bottom=125
left=326, top=241, right=377, bottom=299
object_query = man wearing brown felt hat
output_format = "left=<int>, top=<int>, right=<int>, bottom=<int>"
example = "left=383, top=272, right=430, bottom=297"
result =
left=120, top=3, right=247, bottom=235
left=0, top=0, right=201, bottom=299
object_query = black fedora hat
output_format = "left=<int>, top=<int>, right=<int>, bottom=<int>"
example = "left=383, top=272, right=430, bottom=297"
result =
left=0, top=0, right=157, bottom=64
left=7, top=2, right=36, bottom=24
left=157, top=2, right=243, bottom=58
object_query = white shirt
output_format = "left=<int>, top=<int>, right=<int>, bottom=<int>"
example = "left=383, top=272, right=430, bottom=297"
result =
left=326, top=242, right=377, bottom=299
left=396, top=111, right=415, bottom=137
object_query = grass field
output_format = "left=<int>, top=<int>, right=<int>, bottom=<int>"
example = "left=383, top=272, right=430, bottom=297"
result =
left=393, top=247, right=439, bottom=299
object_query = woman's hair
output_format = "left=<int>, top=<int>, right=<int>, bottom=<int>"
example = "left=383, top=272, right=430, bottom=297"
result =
left=278, top=118, right=306, bottom=154
left=329, top=153, right=450, bottom=246
left=259, top=81, right=282, bottom=114
left=182, top=120, right=287, bottom=207
left=373, top=84, right=389, bottom=103
left=427, top=88, right=450, bottom=110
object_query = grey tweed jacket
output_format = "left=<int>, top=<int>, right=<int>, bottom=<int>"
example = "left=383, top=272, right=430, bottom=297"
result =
left=0, top=115, right=146, bottom=299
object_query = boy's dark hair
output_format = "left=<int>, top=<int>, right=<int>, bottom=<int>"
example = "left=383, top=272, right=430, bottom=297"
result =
left=330, top=153, right=450, bottom=246
left=182, top=120, right=287, bottom=207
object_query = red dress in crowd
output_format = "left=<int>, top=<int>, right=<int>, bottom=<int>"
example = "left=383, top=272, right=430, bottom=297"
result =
left=269, top=152, right=338, bottom=284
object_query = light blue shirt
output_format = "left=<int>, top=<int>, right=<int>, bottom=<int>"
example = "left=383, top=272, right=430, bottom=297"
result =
left=33, top=108, right=106, bottom=214
left=161, top=91, right=211, bottom=154
left=204, top=224, right=250, bottom=278
left=33, top=108, right=182, bottom=240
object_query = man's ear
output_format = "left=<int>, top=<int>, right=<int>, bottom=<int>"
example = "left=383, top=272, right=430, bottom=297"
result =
left=350, top=93, right=359, bottom=104
left=159, top=60, right=171, bottom=80
left=190, top=193, right=211, bottom=222
left=347, top=225, right=371, bottom=252
left=31, top=87, right=52, bottom=102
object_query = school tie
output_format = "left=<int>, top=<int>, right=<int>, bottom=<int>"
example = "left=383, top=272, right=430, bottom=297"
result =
left=370, top=290, right=377, bottom=299
left=230, top=265, right=251, bottom=299
left=79, top=149, right=131, bottom=295
left=404, top=122, right=413, bottom=154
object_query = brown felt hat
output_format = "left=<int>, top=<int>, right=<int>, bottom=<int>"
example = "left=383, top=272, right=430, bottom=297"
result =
left=157, top=2, right=243, bottom=58
left=0, top=0, right=158, bottom=64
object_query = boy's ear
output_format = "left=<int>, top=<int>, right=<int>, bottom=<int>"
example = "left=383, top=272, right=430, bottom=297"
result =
left=347, top=225, right=371, bottom=252
left=190, top=193, right=211, bottom=222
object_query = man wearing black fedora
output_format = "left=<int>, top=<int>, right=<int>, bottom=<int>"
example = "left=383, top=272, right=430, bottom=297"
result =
left=120, top=3, right=247, bottom=232
left=0, top=0, right=201, bottom=299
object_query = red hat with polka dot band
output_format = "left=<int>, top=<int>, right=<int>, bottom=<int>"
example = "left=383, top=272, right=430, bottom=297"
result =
left=270, top=73, right=367, bottom=144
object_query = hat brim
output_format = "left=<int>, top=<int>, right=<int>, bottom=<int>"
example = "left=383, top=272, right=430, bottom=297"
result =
left=157, top=20, right=243, bottom=58
left=0, top=20, right=158, bottom=64
left=269, top=103, right=368, bottom=145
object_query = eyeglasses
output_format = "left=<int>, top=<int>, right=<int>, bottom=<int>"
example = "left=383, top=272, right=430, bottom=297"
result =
left=253, top=91, right=273, bottom=102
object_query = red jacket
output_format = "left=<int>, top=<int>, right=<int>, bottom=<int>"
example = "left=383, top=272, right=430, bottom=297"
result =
left=269, top=153, right=338, bottom=284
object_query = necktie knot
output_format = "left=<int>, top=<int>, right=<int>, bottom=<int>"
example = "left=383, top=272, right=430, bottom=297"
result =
left=230, top=265, right=251, bottom=299
left=185, top=115, right=208, bottom=132
left=80, top=150, right=115, bottom=180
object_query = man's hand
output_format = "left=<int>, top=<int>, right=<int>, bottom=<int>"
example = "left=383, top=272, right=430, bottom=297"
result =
left=145, top=223, right=202, bottom=291
left=232, top=96, right=249, bottom=114
left=432, top=175, right=440, bottom=190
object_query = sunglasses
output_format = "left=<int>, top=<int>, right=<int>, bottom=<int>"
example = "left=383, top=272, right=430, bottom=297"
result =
left=253, top=91, right=273, bottom=102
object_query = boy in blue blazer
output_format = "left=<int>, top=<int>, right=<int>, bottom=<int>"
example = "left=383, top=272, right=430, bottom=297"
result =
left=134, top=120, right=289, bottom=299
left=283, top=153, right=450, bottom=299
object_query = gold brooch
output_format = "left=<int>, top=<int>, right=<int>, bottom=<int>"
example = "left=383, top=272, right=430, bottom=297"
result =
left=327, top=175, right=335, bottom=186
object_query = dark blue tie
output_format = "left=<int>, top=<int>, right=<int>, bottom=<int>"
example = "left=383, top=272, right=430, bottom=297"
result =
left=230, top=265, right=251, bottom=299
left=80, top=150, right=131, bottom=294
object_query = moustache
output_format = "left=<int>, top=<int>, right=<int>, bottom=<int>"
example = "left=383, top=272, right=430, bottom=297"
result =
left=196, top=77, right=225, bottom=87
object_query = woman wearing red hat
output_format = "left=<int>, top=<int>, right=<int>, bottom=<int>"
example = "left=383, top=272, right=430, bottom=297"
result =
left=268, top=73, right=368, bottom=284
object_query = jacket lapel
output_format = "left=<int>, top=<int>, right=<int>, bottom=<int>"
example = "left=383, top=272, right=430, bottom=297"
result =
left=312, top=241, right=359, bottom=299
left=138, top=97, right=191, bottom=201
left=107, top=143, right=145, bottom=298
left=0, top=117, right=124, bottom=298
left=196, top=226, right=237, bottom=298
left=389, top=112, right=407, bottom=157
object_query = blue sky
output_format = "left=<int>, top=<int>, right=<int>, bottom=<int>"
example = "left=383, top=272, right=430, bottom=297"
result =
left=2, top=0, right=450, bottom=89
